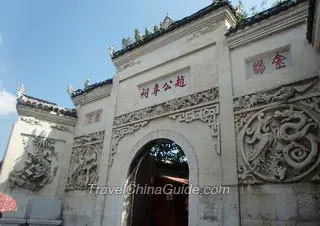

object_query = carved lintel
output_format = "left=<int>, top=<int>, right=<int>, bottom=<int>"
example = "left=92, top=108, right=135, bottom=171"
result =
left=168, top=105, right=221, bottom=155
left=114, top=88, right=219, bottom=127
left=20, top=116, right=42, bottom=125
left=9, top=136, right=59, bottom=191
left=109, top=121, right=149, bottom=167
left=51, top=125, right=72, bottom=133
left=66, top=131, right=105, bottom=191
left=233, top=77, right=319, bottom=112
left=74, top=131, right=105, bottom=146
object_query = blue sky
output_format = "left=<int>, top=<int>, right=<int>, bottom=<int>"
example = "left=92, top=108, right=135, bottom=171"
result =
left=0, top=0, right=275, bottom=159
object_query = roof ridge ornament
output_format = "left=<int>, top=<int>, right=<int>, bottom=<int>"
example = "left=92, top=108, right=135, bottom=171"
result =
left=160, top=13, right=173, bottom=30
left=84, top=78, right=91, bottom=89
left=67, top=84, right=74, bottom=95
left=109, top=45, right=116, bottom=57
left=17, top=84, right=26, bottom=99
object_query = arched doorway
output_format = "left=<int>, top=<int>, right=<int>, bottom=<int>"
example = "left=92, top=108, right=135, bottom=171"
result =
left=122, top=138, right=189, bottom=226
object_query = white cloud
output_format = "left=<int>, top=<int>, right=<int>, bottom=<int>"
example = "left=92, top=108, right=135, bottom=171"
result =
left=0, top=86, right=16, bottom=116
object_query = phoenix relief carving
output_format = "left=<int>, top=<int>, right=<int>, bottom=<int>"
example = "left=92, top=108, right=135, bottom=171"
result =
left=238, top=104, right=320, bottom=183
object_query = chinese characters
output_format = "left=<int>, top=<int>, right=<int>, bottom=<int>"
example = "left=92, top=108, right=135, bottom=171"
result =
left=251, top=52, right=289, bottom=76
left=140, top=75, right=187, bottom=99
left=85, top=109, right=102, bottom=126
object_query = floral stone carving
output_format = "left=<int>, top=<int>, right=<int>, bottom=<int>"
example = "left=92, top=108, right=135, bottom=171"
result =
left=168, top=105, right=221, bottom=155
left=9, top=136, right=59, bottom=191
left=113, top=88, right=219, bottom=127
left=234, top=77, right=319, bottom=111
left=239, top=104, right=320, bottom=183
left=66, top=131, right=105, bottom=190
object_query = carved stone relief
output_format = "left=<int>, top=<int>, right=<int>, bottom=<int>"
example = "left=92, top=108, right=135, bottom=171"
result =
left=9, top=136, right=59, bottom=191
left=235, top=77, right=320, bottom=184
left=51, top=125, right=72, bottom=133
left=66, top=131, right=105, bottom=190
left=109, top=121, right=148, bottom=167
left=110, top=88, right=220, bottom=167
left=20, top=116, right=42, bottom=126
left=168, top=105, right=221, bottom=155
left=233, top=77, right=319, bottom=112
left=114, top=87, right=219, bottom=127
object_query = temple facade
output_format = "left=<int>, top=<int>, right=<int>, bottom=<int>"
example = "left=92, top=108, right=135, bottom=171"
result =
left=0, top=0, right=320, bottom=225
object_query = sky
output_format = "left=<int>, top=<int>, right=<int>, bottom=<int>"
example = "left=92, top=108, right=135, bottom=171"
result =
left=0, top=0, right=275, bottom=159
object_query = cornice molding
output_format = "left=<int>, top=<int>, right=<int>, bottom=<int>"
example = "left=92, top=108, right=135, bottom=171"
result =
left=112, top=7, right=235, bottom=71
left=226, top=2, right=308, bottom=49
left=17, top=105, right=77, bottom=126
left=72, top=84, right=112, bottom=106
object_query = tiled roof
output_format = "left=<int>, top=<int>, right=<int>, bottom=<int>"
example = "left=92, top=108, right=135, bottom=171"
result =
left=225, top=0, right=308, bottom=36
left=17, top=94, right=77, bottom=118
left=71, top=78, right=113, bottom=98
left=111, top=0, right=236, bottom=59
left=307, top=0, right=316, bottom=43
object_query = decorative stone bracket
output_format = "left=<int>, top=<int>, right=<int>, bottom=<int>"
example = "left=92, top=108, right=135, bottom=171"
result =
left=109, top=121, right=149, bottom=167
left=168, top=104, right=221, bottom=155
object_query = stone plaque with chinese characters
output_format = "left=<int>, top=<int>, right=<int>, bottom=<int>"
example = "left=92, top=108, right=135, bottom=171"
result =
left=137, top=68, right=189, bottom=105
left=84, top=109, right=102, bottom=126
left=245, top=48, right=294, bottom=80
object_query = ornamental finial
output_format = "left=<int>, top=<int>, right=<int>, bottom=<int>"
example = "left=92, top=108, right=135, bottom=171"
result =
left=17, top=84, right=26, bottom=98
left=109, top=45, right=116, bottom=57
left=67, top=84, right=74, bottom=95
left=160, top=13, right=173, bottom=30
left=84, top=79, right=91, bottom=88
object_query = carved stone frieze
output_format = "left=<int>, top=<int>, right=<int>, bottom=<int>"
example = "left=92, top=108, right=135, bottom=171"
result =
left=238, top=104, right=320, bottom=184
left=168, top=105, right=221, bottom=155
left=74, top=131, right=105, bottom=146
left=66, top=131, right=105, bottom=190
left=20, top=116, right=42, bottom=125
left=299, top=96, right=320, bottom=114
left=233, top=77, right=319, bottom=112
left=109, top=121, right=149, bottom=167
left=114, top=88, right=219, bottom=127
left=9, top=136, right=59, bottom=191
left=51, top=125, right=72, bottom=133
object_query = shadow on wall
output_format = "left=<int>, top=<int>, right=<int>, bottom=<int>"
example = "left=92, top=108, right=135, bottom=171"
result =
left=0, top=127, right=63, bottom=225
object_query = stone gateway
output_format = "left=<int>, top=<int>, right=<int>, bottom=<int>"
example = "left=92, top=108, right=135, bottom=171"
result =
left=0, top=0, right=320, bottom=225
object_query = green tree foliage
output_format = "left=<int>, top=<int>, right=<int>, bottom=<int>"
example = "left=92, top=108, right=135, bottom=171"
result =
left=149, top=141, right=187, bottom=163
left=234, top=0, right=284, bottom=24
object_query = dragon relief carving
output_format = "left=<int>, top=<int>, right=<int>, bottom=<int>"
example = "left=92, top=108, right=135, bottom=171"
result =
left=234, top=77, right=319, bottom=111
left=66, top=131, right=105, bottom=190
left=9, top=136, right=59, bottom=191
left=113, top=88, right=219, bottom=127
left=238, top=104, right=320, bottom=184
left=109, top=121, right=149, bottom=167
left=168, top=105, right=221, bottom=155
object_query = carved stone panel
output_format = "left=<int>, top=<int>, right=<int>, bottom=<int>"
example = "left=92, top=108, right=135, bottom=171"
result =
left=66, top=131, right=105, bottom=190
left=9, top=136, right=59, bottom=191
left=235, top=76, right=320, bottom=184
left=239, top=105, right=320, bottom=183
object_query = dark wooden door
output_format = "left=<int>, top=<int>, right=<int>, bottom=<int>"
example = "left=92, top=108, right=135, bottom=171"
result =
left=123, top=152, right=155, bottom=226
